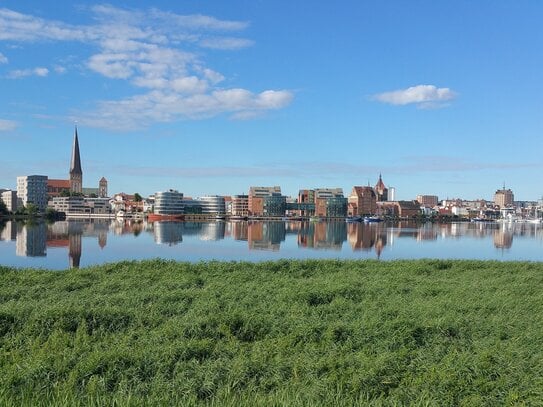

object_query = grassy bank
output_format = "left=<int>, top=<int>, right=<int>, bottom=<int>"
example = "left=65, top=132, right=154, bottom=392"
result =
left=1, top=259, right=542, bottom=406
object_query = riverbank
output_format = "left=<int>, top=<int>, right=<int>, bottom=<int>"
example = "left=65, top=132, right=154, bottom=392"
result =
left=0, top=259, right=542, bottom=406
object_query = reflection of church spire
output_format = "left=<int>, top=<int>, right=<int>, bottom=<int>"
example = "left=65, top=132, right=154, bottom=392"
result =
left=69, top=233, right=82, bottom=269
left=70, top=126, right=83, bottom=193
left=98, top=230, right=107, bottom=249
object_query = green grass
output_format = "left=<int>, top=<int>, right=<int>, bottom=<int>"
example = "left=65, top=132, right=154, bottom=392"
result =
left=0, top=259, right=542, bottom=406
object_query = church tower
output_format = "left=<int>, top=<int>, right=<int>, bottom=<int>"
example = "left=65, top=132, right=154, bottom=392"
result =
left=99, top=177, right=108, bottom=198
left=70, top=127, right=83, bottom=194
left=374, top=173, right=388, bottom=202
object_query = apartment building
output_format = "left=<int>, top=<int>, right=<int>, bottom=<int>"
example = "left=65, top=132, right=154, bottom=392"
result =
left=17, top=175, right=48, bottom=211
left=248, top=186, right=286, bottom=217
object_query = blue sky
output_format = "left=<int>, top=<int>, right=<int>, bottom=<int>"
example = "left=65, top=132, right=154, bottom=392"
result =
left=1, top=1, right=542, bottom=200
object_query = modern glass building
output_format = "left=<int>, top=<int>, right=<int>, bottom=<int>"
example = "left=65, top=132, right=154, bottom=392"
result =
left=154, top=190, right=184, bottom=215
left=198, top=195, right=226, bottom=215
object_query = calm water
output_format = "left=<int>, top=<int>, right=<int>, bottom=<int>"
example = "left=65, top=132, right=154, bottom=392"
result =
left=1, top=219, right=542, bottom=270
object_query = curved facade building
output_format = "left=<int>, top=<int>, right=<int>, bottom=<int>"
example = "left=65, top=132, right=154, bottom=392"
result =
left=198, top=195, right=226, bottom=215
left=149, top=190, right=184, bottom=221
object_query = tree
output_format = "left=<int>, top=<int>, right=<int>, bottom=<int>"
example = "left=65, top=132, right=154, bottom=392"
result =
left=0, top=200, right=8, bottom=216
left=134, top=193, right=143, bottom=202
left=25, top=203, right=39, bottom=217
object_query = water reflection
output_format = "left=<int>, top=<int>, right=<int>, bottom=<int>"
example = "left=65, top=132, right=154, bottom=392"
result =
left=1, top=219, right=542, bottom=269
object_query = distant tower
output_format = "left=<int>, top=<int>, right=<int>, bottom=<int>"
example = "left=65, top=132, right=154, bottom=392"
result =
left=99, top=177, right=108, bottom=198
left=374, top=173, right=389, bottom=202
left=70, top=127, right=83, bottom=194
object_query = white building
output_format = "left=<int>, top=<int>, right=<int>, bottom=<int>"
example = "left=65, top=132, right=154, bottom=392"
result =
left=154, top=190, right=184, bottom=215
left=17, top=175, right=48, bottom=211
left=49, top=196, right=112, bottom=216
left=198, top=195, right=226, bottom=215
left=1, top=190, right=18, bottom=212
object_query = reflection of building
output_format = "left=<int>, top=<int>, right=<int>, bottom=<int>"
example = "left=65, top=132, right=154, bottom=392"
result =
left=69, top=233, right=82, bottom=268
left=17, top=175, right=48, bottom=211
left=347, top=223, right=377, bottom=250
left=494, top=187, right=514, bottom=208
left=248, top=221, right=285, bottom=250
left=248, top=186, right=286, bottom=217
left=312, top=221, right=346, bottom=249
left=417, top=224, right=438, bottom=241
left=153, top=221, right=183, bottom=245
left=16, top=222, right=47, bottom=257
left=494, top=227, right=513, bottom=249
left=0, top=220, right=17, bottom=241
left=199, top=222, right=226, bottom=241
left=231, top=221, right=248, bottom=241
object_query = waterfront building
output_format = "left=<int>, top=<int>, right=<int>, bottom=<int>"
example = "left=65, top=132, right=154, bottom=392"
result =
left=416, top=195, right=439, bottom=207
left=396, top=201, right=421, bottom=218
left=17, top=175, right=48, bottom=211
left=198, top=195, right=226, bottom=216
left=49, top=196, right=112, bottom=216
left=231, top=194, right=249, bottom=217
left=182, top=197, right=203, bottom=214
left=110, top=193, right=143, bottom=213
left=70, top=127, right=83, bottom=194
left=494, top=187, right=514, bottom=208
left=348, top=186, right=377, bottom=216
left=313, top=188, right=347, bottom=218
left=1, top=190, right=18, bottom=212
left=374, top=174, right=389, bottom=202
left=153, top=190, right=184, bottom=216
left=248, top=186, right=286, bottom=217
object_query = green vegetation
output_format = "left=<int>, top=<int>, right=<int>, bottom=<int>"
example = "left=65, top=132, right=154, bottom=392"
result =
left=0, top=259, right=542, bottom=406
left=0, top=200, right=8, bottom=217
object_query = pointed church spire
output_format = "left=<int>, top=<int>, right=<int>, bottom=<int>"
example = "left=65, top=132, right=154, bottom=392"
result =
left=70, top=126, right=82, bottom=175
left=69, top=126, right=83, bottom=194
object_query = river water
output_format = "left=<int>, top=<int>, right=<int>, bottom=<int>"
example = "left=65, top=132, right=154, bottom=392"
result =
left=1, top=219, right=542, bottom=270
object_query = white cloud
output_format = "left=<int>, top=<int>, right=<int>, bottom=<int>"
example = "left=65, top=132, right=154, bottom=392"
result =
left=75, top=88, right=293, bottom=131
left=0, top=119, right=17, bottom=131
left=373, top=85, right=457, bottom=108
left=7, top=67, right=49, bottom=78
left=199, top=37, right=255, bottom=50
left=0, top=52, right=7, bottom=64
left=0, top=5, right=291, bottom=129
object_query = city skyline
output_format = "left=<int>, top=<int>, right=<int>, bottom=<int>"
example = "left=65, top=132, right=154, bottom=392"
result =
left=1, top=2, right=543, bottom=200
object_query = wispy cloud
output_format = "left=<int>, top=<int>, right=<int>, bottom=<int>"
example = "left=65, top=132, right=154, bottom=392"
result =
left=199, top=37, right=255, bottom=50
left=7, top=67, right=49, bottom=78
left=372, top=85, right=457, bottom=108
left=0, top=119, right=17, bottom=131
left=0, top=6, right=293, bottom=130
left=0, top=52, right=7, bottom=64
